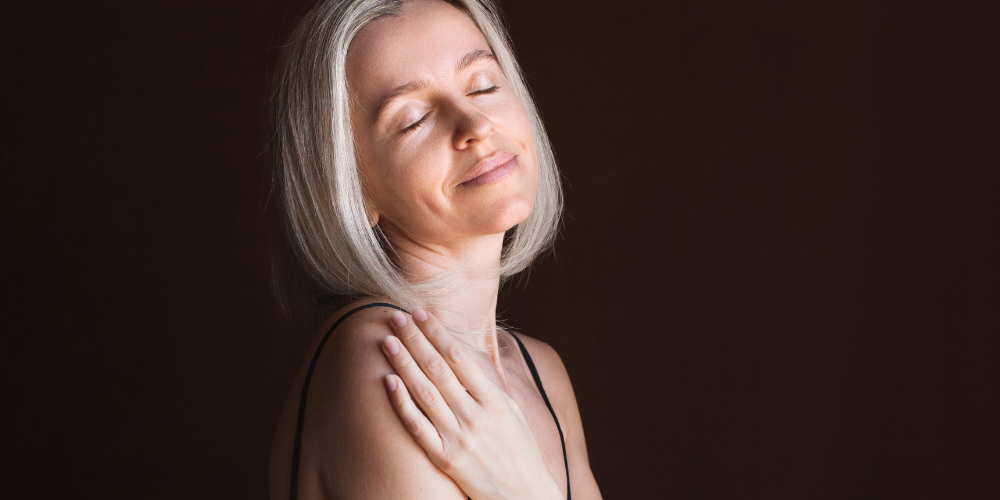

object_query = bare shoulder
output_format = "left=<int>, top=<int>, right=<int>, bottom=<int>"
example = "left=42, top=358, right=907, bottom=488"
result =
left=509, top=332, right=574, bottom=412
left=269, top=299, right=466, bottom=500
left=510, top=331, right=604, bottom=500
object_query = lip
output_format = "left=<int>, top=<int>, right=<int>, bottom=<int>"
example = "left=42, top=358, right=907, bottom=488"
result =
left=458, top=151, right=517, bottom=188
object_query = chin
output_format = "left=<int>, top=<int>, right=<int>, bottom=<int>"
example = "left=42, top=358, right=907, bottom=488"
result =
left=477, top=192, right=535, bottom=236
left=462, top=160, right=539, bottom=236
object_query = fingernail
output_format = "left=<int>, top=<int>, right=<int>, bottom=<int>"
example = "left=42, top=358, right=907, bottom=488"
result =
left=390, top=311, right=407, bottom=328
left=384, top=375, right=397, bottom=392
left=383, top=336, right=400, bottom=355
left=412, top=308, right=428, bottom=322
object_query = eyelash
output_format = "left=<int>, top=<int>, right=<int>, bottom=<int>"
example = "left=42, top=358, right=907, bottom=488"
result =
left=401, top=85, right=501, bottom=134
left=470, top=85, right=500, bottom=96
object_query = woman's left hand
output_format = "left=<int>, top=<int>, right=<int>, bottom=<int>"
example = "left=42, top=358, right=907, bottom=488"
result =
left=380, top=308, right=564, bottom=500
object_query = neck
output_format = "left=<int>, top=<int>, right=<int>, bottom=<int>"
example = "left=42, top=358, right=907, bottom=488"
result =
left=380, top=223, right=507, bottom=370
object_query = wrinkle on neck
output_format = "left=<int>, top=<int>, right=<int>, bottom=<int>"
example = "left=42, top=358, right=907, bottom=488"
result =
left=379, top=218, right=508, bottom=377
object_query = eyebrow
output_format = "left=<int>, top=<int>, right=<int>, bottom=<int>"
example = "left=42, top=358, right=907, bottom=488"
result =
left=370, top=49, right=497, bottom=123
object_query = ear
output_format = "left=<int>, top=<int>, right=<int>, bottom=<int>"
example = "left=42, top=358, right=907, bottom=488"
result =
left=367, top=206, right=380, bottom=227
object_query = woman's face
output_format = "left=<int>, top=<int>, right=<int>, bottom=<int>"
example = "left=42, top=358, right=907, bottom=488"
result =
left=346, top=0, right=539, bottom=252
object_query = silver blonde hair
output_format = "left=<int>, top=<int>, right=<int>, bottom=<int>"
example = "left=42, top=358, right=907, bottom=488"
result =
left=267, top=0, right=562, bottom=322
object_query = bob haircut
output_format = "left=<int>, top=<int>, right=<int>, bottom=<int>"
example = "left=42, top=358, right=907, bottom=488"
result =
left=267, top=0, right=563, bottom=324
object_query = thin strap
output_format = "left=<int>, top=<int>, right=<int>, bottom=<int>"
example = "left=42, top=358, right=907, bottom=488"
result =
left=290, top=302, right=407, bottom=500
left=510, top=333, right=571, bottom=500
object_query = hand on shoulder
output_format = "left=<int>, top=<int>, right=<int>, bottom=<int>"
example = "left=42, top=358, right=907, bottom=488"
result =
left=295, top=301, right=468, bottom=499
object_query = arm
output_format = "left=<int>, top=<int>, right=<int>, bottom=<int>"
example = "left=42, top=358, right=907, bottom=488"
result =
left=302, top=309, right=468, bottom=499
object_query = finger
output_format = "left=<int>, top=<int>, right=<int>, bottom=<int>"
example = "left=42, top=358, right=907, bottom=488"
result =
left=411, top=308, right=503, bottom=404
left=388, top=311, right=479, bottom=415
left=383, top=374, right=445, bottom=461
left=382, top=333, right=460, bottom=433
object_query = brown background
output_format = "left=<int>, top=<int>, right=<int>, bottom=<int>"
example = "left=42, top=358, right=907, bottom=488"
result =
left=5, top=0, right=994, bottom=498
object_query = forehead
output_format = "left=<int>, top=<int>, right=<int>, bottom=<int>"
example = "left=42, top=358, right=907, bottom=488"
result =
left=346, top=0, right=492, bottom=104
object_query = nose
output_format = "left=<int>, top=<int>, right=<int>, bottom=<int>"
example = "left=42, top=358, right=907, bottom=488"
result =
left=451, top=100, right=495, bottom=150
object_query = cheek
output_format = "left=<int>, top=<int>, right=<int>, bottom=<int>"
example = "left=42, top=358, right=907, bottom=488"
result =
left=508, top=105, right=541, bottom=189
left=370, top=144, right=451, bottom=221
left=499, top=99, right=534, bottom=142
left=487, top=97, right=539, bottom=166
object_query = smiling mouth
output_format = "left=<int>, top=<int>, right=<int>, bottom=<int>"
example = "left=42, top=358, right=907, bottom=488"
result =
left=459, top=154, right=518, bottom=188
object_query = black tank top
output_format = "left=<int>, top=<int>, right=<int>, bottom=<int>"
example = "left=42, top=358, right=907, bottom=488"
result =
left=289, top=302, right=570, bottom=500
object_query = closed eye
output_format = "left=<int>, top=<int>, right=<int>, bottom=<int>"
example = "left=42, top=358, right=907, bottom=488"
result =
left=401, top=112, right=430, bottom=134
left=469, top=85, right=500, bottom=96
left=401, top=86, right=500, bottom=135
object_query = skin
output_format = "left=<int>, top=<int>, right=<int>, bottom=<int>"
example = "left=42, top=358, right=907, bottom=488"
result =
left=269, top=1, right=602, bottom=499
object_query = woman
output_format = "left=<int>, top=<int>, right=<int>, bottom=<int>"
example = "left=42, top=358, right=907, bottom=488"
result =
left=267, top=0, right=602, bottom=498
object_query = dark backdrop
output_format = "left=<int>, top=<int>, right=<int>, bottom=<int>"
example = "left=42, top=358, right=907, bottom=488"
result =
left=5, top=0, right=994, bottom=498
